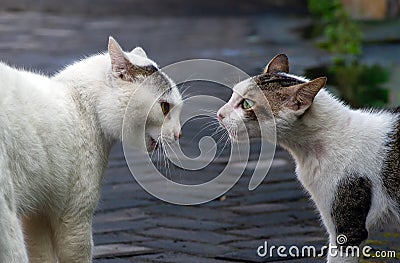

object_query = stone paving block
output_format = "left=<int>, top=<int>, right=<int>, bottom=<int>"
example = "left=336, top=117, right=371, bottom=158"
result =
left=227, top=225, right=323, bottom=239
left=227, top=236, right=326, bottom=250
left=94, top=258, right=135, bottom=263
left=210, top=180, right=302, bottom=207
left=227, top=203, right=290, bottom=214
left=134, top=252, right=236, bottom=263
left=140, top=227, right=245, bottom=244
left=141, top=239, right=232, bottom=257
left=107, top=158, right=129, bottom=169
left=100, top=183, right=141, bottom=196
left=93, top=243, right=160, bottom=259
left=267, top=258, right=324, bottom=263
left=93, top=219, right=156, bottom=234
left=227, top=189, right=307, bottom=206
left=223, top=210, right=319, bottom=227
left=217, top=250, right=286, bottom=263
left=218, top=240, right=327, bottom=263
left=103, top=167, right=135, bottom=185
left=93, top=208, right=148, bottom=224
left=99, top=187, right=154, bottom=202
left=93, top=232, right=154, bottom=245
left=255, top=180, right=301, bottom=192
left=153, top=216, right=239, bottom=231
left=143, top=205, right=239, bottom=222
left=227, top=201, right=313, bottom=214
left=264, top=172, right=297, bottom=184
left=96, top=198, right=154, bottom=212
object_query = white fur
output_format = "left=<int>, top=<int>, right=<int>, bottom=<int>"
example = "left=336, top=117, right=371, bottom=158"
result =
left=284, top=90, right=397, bottom=263
left=0, top=38, right=181, bottom=262
left=278, top=72, right=309, bottom=83
left=220, top=78, right=399, bottom=263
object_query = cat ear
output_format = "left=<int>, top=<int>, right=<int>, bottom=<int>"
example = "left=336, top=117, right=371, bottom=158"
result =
left=108, top=36, right=132, bottom=80
left=263, top=54, right=289, bottom=74
left=131, top=47, right=147, bottom=58
left=280, top=77, right=327, bottom=112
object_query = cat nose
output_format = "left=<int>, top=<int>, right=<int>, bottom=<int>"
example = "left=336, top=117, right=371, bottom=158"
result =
left=174, top=131, right=181, bottom=141
left=217, top=112, right=224, bottom=121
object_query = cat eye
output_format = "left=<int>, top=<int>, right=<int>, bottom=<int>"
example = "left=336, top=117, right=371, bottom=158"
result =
left=241, top=99, right=254, bottom=110
left=160, top=102, right=170, bottom=116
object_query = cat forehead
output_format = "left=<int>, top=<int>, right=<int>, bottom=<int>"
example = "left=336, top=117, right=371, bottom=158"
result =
left=123, top=52, right=176, bottom=93
left=234, top=72, right=308, bottom=96
left=233, top=78, right=254, bottom=96
left=149, top=72, right=182, bottom=103
left=167, top=86, right=182, bottom=104
left=254, top=73, right=307, bottom=91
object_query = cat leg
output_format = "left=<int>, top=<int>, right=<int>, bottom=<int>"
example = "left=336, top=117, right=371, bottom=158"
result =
left=0, top=173, right=28, bottom=263
left=52, top=215, right=93, bottom=263
left=22, top=214, right=57, bottom=263
left=327, top=176, right=372, bottom=263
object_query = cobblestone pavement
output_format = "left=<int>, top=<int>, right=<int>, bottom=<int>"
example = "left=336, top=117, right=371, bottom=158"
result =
left=0, top=9, right=399, bottom=263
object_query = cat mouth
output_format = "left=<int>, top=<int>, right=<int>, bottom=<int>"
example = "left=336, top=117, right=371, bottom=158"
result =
left=150, top=137, right=159, bottom=150
left=218, top=120, right=226, bottom=130
left=146, top=135, right=160, bottom=152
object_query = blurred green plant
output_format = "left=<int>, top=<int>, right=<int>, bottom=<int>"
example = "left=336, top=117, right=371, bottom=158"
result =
left=307, top=0, right=390, bottom=108
left=308, top=0, right=363, bottom=55
left=330, top=61, right=389, bottom=107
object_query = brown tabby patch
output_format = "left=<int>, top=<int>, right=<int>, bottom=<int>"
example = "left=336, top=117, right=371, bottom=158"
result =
left=127, top=64, right=158, bottom=79
left=252, top=73, right=304, bottom=115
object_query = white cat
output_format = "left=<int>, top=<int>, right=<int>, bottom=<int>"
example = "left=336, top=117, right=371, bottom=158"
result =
left=217, top=54, right=400, bottom=263
left=0, top=37, right=182, bottom=263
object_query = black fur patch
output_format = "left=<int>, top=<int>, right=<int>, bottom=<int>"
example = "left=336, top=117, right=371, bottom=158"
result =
left=127, top=64, right=158, bottom=80
left=381, top=107, right=400, bottom=208
left=331, top=176, right=372, bottom=247
left=250, top=73, right=307, bottom=115
left=253, top=73, right=305, bottom=91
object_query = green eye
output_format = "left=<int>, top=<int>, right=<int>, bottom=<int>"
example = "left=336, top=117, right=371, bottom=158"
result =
left=160, top=102, right=170, bottom=115
left=241, top=99, right=254, bottom=109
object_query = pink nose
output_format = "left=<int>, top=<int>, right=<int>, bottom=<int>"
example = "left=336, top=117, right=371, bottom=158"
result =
left=217, top=112, right=224, bottom=121
left=174, top=132, right=181, bottom=141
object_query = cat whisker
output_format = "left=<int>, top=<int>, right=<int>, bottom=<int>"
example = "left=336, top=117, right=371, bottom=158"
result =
left=182, top=91, right=195, bottom=100
left=199, top=109, right=218, bottom=114
left=178, top=73, right=197, bottom=99
left=191, top=115, right=217, bottom=121
left=206, top=128, right=228, bottom=154
left=219, top=132, right=232, bottom=154
left=163, top=140, right=183, bottom=182
left=189, top=121, right=220, bottom=144
left=209, top=126, right=225, bottom=138
left=162, top=144, right=171, bottom=180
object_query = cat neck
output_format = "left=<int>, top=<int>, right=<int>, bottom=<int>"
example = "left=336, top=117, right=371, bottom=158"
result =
left=53, top=54, right=110, bottom=96
left=53, top=54, right=116, bottom=145
left=279, top=89, right=395, bottom=171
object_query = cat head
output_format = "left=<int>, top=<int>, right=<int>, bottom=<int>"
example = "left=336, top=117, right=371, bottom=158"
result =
left=217, top=54, right=326, bottom=142
left=100, top=37, right=182, bottom=152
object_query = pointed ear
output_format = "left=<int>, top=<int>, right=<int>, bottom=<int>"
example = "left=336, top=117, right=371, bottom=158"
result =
left=280, top=77, right=327, bottom=112
left=263, top=54, right=289, bottom=74
left=131, top=47, right=147, bottom=58
left=108, top=36, right=133, bottom=80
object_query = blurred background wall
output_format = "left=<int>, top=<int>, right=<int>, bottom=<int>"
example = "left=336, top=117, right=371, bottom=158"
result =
left=0, top=0, right=308, bottom=16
